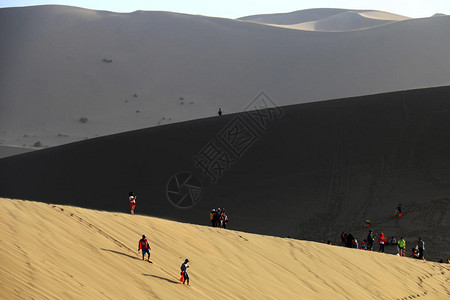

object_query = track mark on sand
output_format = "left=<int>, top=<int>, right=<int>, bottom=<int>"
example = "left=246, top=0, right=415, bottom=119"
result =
left=51, top=205, right=188, bottom=282
left=51, top=205, right=133, bottom=253
left=238, top=235, right=248, bottom=241
left=396, top=265, right=450, bottom=300
left=409, top=98, right=450, bottom=190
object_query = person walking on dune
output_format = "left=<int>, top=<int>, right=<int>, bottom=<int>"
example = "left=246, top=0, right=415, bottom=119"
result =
left=417, top=237, right=425, bottom=260
left=346, top=233, right=355, bottom=248
left=213, top=208, right=221, bottom=227
left=180, top=259, right=190, bottom=285
left=367, top=230, right=375, bottom=251
left=398, top=237, right=406, bottom=257
left=378, top=232, right=386, bottom=253
left=129, top=192, right=136, bottom=214
left=394, top=203, right=402, bottom=217
left=210, top=209, right=216, bottom=227
left=221, top=209, right=229, bottom=229
left=218, top=108, right=223, bottom=116
left=138, top=234, right=151, bottom=261
left=390, top=236, right=397, bottom=246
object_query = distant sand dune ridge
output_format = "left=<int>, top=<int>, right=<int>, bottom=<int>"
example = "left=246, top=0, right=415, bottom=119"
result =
left=1, top=6, right=450, bottom=149
left=276, top=11, right=401, bottom=31
left=238, top=8, right=410, bottom=25
left=241, top=9, right=410, bottom=31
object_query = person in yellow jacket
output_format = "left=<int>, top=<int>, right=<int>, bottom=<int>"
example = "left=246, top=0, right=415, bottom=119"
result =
left=210, top=209, right=216, bottom=227
left=398, top=237, right=406, bottom=256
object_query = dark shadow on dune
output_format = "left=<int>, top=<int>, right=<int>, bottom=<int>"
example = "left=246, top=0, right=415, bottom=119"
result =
left=142, top=274, right=180, bottom=284
left=2, top=86, right=450, bottom=262
left=101, top=248, right=141, bottom=260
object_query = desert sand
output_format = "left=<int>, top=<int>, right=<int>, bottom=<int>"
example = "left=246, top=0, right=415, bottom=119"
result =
left=1, top=5, right=449, bottom=299
left=238, top=8, right=410, bottom=25
left=240, top=8, right=410, bottom=31
left=1, top=6, right=450, bottom=149
left=0, top=197, right=448, bottom=299
left=0, top=145, right=34, bottom=159
left=1, top=86, right=449, bottom=262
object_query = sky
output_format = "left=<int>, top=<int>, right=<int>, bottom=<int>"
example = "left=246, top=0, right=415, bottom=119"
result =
left=0, top=0, right=449, bottom=18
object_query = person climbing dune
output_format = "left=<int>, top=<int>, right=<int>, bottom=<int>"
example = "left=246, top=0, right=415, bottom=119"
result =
left=398, top=237, right=406, bottom=257
left=138, top=234, right=151, bottom=261
left=417, top=237, right=425, bottom=260
left=378, top=232, right=386, bottom=253
left=393, top=203, right=402, bottom=217
left=367, top=230, right=375, bottom=251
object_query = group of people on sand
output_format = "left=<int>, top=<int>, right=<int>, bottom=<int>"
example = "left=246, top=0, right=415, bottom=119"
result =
left=210, top=208, right=229, bottom=228
left=338, top=203, right=428, bottom=259
left=137, top=234, right=191, bottom=285
left=340, top=230, right=426, bottom=259
left=130, top=192, right=230, bottom=230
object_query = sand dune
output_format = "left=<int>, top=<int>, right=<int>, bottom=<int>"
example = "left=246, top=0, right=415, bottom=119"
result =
left=0, top=145, right=34, bottom=159
left=1, top=6, right=449, bottom=298
left=238, top=8, right=370, bottom=24
left=1, top=86, right=449, bottom=262
left=275, top=11, right=401, bottom=31
left=240, top=9, right=409, bottom=31
left=1, top=6, right=450, bottom=149
left=358, top=11, right=409, bottom=21
left=0, top=198, right=448, bottom=299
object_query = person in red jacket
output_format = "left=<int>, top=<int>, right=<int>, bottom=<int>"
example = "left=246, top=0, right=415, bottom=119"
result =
left=378, top=232, right=387, bottom=253
left=138, top=234, right=151, bottom=261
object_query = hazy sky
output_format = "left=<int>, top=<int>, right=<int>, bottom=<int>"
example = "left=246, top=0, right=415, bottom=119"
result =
left=0, top=0, right=449, bottom=18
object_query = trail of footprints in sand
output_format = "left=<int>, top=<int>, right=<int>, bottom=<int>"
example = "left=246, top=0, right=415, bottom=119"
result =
left=51, top=205, right=133, bottom=252
left=396, top=265, right=450, bottom=300
left=50, top=205, right=178, bottom=281
left=408, top=99, right=450, bottom=190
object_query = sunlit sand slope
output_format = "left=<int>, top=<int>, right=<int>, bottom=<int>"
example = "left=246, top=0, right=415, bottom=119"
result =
left=0, top=198, right=448, bottom=299
left=240, top=8, right=409, bottom=31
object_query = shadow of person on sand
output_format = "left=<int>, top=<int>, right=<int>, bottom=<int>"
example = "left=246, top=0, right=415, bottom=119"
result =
left=101, top=248, right=141, bottom=260
left=142, top=274, right=180, bottom=284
